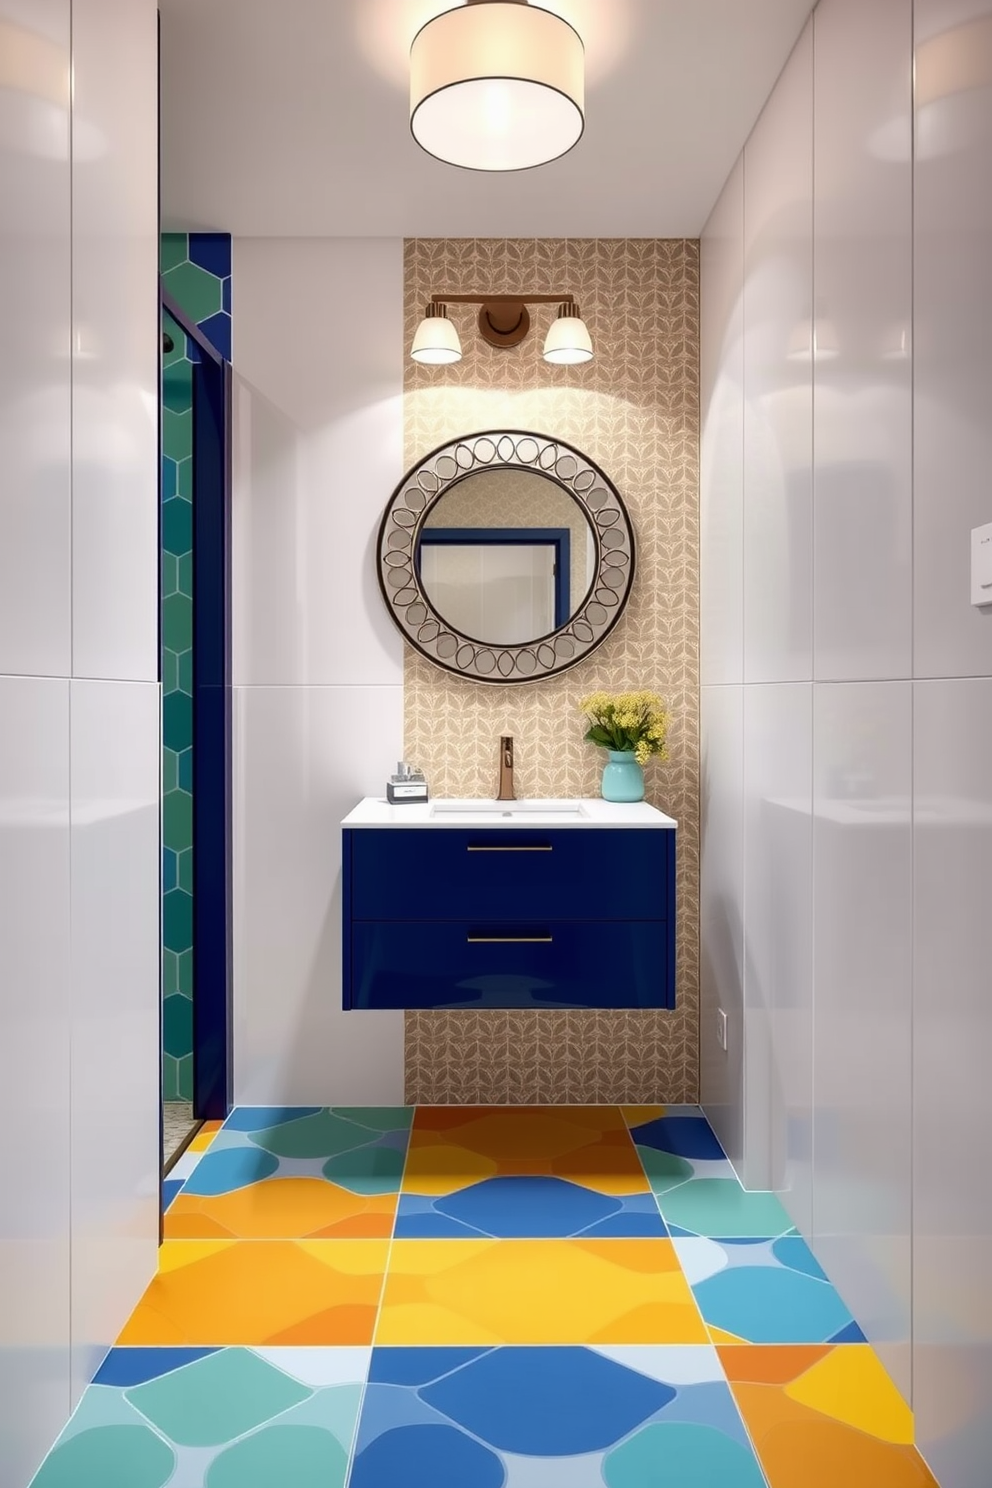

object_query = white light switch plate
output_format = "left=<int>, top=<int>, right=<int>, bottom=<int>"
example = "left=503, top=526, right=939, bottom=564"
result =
left=972, top=522, right=992, bottom=606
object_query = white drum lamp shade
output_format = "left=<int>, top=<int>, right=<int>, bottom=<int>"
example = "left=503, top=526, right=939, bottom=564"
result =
left=410, top=1, right=585, bottom=172
left=411, top=305, right=463, bottom=364
left=543, top=304, right=593, bottom=364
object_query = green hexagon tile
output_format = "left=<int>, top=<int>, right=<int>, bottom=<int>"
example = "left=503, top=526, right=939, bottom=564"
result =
left=161, top=232, right=231, bottom=1101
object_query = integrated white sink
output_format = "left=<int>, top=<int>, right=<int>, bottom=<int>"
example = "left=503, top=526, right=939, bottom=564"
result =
left=430, top=800, right=588, bottom=820
left=342, top=798, right=678, bottom=829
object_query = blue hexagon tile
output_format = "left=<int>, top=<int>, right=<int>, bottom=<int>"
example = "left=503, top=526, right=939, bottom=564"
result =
left=674, top=1235, right=867, bottom=1346
left=29, top=1346, right=368, bottom=1488
left=350, top=1345, right=768, bottom=1487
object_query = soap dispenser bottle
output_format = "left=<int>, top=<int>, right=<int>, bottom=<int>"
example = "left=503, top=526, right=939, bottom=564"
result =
left=386, top=761, right=429, bottom=804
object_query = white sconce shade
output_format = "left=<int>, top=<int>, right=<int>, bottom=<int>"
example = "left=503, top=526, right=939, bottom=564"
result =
left=411, top=304, right=463, bottom=364
left=410, top=1, right=584, bottom=172
left=543, top=304, right=593, bottom=364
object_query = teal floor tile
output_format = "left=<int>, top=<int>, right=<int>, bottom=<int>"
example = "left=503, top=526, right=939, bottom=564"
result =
left=29, top=1348, right=369, bottom=1488
left=657, top=1179, right=796, bottom=1239
left=184, top=1108, right=414, bottom=1197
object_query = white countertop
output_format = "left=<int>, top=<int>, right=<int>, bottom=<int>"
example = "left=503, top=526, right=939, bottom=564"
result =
left=342, top=797, right=678, bottom=830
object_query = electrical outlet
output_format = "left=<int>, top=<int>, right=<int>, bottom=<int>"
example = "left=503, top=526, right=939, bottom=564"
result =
left=717, top=1009, right=728, bottom=1052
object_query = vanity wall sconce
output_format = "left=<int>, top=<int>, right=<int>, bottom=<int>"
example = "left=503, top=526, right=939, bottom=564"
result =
left=411, top=294, right=594, bottom=366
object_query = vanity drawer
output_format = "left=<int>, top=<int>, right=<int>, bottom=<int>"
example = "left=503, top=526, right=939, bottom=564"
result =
left=346, top=918, right=674, bottom=1011
left=346, top=827, right=673, bottom=923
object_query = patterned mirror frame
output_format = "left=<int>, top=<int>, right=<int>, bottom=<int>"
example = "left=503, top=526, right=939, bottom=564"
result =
left=377, top=430, right=636, bottom=684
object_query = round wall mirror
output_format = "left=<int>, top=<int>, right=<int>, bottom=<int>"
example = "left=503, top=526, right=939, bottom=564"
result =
left=377, top=431, right=636, bottom=683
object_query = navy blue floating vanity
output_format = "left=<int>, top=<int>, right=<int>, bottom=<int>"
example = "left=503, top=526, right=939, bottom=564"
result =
left=342, top=798, right=677, bottom=1011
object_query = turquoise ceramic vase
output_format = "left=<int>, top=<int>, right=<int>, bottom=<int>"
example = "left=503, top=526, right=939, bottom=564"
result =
left=601, top=750, right=645, bottom=803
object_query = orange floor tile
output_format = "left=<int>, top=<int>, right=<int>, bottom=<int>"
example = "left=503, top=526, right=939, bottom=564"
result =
left=118, top=1239, right=388, bottom=1346
left=163, top=1176, right=397, bottom=1239
left=405, top=1105, right=649, bottom=1195
left=376, top=1237, right=709, bottom=1345
left=185, top=1120, right=223, bottom=1154
left=719, top=1345, right=941, bottom=1487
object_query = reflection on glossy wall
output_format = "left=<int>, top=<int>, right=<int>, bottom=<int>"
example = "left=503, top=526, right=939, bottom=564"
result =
left=231, top=237, right=406, bottom=1107
left=912, top=1, right=992, bottom=1483
left=0, top=1, right=160, bottom=1483
left=404, top=238, right=700, bottom=1105
left=701, top=0, right=992, bottom=1482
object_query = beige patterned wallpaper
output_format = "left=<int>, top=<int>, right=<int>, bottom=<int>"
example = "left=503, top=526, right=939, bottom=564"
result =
left=403, top=238, right=700, bottom=1105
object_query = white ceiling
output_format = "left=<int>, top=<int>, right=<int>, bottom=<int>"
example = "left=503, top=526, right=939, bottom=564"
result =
left=160, top=0, right=814, bottom=238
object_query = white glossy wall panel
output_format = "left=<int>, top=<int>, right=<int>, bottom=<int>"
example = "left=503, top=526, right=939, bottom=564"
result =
left=742, top=22, right=813, bottom=684
left=914, top=677, right=992, bottom=1483
left=699, top=685, right=744, bottom=1170
left=742, top=684, right=812, bottom=1224
left=0, top=0, right=72, bottom=677
left=0, top=678, right=71, bottom=1483
left=69, top=680, right=159, bottom=1404
left=813, top=0, right=913, bottom=682
left=914, top=0, right=992, bottom=679
left=700, top=157, right=744, bottom=687
left=812, top=680, right=913, bottom=1398
left=70, top=0, right=158, bottom=682
left=234, top=684, right=405, bottom=1105
left=232, top=239, right=405, bottom=688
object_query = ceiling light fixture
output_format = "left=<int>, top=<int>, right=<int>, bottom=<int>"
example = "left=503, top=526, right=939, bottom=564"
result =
left=410, top=0, right=585, bottom=172
left=411, top=293, right=594, bottom=365
left=410, top=302, right=463, bottom=364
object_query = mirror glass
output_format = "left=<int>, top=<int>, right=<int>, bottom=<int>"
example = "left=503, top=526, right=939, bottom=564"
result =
left=416, top=469, right=597, bottom=647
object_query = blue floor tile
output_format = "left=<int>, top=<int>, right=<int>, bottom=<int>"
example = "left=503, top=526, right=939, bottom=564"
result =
left=395, top=1177, right=668, bottom=1239
left=350, top=1346, right=767, bottom=1487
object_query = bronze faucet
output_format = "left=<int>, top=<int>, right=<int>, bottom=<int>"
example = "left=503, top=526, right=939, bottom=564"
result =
left=497, top=735, right=515, bottom=801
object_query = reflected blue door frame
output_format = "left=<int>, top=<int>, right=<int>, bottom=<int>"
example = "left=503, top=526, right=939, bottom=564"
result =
left=418, top=527, right=571, bottom=628
left=161, top=285, right=233, bottom=1122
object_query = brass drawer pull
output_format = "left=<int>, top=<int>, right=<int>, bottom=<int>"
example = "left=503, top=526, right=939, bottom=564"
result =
left=467, top=935, right=554, bottom=944
left=466, top=845, right=553, bottom=852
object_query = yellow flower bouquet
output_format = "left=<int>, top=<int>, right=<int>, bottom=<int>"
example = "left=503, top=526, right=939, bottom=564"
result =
left=580, top=691, right=670, bottom=803
left=580, top=691, right=670, bottom=765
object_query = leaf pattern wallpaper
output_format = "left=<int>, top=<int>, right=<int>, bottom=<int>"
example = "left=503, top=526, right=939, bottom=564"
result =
left=403, top=239, right=700, bottom=1104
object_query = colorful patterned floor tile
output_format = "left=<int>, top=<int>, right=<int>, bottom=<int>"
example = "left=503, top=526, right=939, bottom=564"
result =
left=399, top=1106, right=660, bottom=1238
left=622, top=1104, right=704, bottom=1125
left=396, top=1177, right=667, bottom=1239
left=162, top=1178, right=184, bottom=1212
left=659, top=1181, right=797, bottom=1240
left=29, top=1347, right=368, bottom=1488
left=628, top=1113, right=742, bottom=1197
left=117, top=1240, right=388, bottom=1346
left=164, top=1107, right=413, bottom=1239
left=187, top=1119, right=224, bottom=1153
left=376, top=1239, right=709, bottom=1346
left=351, top=1345, right=768, bottom=1487
left=676, top=1237, right=865, bottom=1346
left=720, top=1345, right=940, bottom=1486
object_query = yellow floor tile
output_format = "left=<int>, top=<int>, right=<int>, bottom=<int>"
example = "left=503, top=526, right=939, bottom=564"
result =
left=117, top=1239, right=388, bottom=1347
left=376, top=1238, right=708, bottom=1346
left=163, top=1177, right=396, bottom=1240
left=186, top=1120, right=224, bottom=1154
